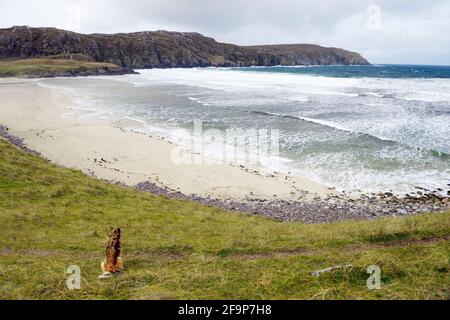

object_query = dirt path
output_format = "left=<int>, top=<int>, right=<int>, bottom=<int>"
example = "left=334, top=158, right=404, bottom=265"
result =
left=2, top=235, right=448, bottom=261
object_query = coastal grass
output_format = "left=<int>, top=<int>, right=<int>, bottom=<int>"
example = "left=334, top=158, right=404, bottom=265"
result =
left=0, top=58, right=120, bottom=77
left=0, top=138, right=448, bottom=300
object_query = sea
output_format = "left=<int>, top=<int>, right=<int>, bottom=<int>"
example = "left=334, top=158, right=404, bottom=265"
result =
left=39, top=64, right=450, bottom=195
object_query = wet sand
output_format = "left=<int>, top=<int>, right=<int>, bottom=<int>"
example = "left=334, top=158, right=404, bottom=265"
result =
left=0, top=78, right=333, bottom=202
left=1, top=78, right=448, bottom=223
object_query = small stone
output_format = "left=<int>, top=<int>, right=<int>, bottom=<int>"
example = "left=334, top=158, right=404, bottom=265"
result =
left=98, top=272, right=113, bottom=279
left=88, top=230, right=99, bottom=237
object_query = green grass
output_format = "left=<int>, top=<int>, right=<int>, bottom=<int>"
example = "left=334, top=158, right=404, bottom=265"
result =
left=0, top=138, right=448, bottom=300
left=0, top=59, right=121, bottom=77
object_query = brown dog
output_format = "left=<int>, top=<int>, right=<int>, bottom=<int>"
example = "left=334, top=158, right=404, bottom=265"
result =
left=100, top=227, right=123, bottom=277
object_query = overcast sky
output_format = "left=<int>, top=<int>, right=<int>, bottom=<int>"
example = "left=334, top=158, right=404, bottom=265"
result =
left=1, top=0, right=449, bottom=65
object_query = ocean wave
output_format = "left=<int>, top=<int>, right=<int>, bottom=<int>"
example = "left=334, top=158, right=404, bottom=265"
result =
left=36, top=70, right=450, bottom=194
left=124, top=115, right=147, bottom=124
left=249, top=110, right=383, bottom=137
left=358, top=92, right=384, bottom=98
left=188, top=97, right=213, bottom=106
left=248, top=110, right=450, bottom=159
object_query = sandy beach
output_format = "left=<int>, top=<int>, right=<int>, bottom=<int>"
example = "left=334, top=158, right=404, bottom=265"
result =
left=0, top=78, right=333, bottom=202
left=1, top=77, right=448, bottom=223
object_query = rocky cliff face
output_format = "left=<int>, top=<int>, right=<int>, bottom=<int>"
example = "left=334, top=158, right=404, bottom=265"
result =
left=0, top=26, right=370, bottom=68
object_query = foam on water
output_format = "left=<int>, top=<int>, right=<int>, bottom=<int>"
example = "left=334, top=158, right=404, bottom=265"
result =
left=37, top=66, right=450, bottom=194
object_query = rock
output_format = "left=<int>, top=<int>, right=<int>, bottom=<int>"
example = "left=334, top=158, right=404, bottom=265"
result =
left=98, top=272, right=113, bottom=280
left=0, top=26, right=370, bottom=69
left=88, top=230, right=99, bottom=237
left=311, top=264, right=353, bottom=277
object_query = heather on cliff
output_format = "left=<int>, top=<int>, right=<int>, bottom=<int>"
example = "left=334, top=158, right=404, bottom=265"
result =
left=0, top=26, right=370, bottom=68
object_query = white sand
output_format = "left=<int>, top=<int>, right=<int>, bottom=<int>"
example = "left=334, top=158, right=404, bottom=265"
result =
left=0, top=78, right=334, bottom=201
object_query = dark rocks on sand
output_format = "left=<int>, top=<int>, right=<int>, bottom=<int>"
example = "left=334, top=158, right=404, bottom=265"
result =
left=0, top=125, right=42, bottom=157
left=135, top=181, right=450, bottom=224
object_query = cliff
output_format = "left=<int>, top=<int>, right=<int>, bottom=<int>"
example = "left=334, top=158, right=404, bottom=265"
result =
left=0, top=26, right=370, bottom=68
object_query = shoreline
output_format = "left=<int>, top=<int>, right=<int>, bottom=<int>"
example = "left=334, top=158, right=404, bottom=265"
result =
left=14, top=67, right=138, bottom=79
left=0, top=78, right=449, bottom=223
left=0, top=79, right=334, bottom=200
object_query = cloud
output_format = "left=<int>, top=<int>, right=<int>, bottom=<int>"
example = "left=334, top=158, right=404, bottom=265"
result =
left=0, top=0, right=449, bottom=64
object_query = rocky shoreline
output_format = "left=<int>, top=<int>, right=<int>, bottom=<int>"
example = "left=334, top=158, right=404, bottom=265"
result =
left=1, top=124, right=449, bottom=224
left=1, top=67, right=138, bottom=79
left=0, top=124, right=42, bottom=157
left=135, top=181, right=450, bottom=223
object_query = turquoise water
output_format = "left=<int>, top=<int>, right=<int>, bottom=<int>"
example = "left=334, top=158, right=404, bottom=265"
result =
left=40, top=65, right=450, bottom=194
left=237, top=64, right=450, bottom=79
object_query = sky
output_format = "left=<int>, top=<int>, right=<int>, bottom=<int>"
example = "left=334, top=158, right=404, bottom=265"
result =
left=0, top=0, right=449, bottom=65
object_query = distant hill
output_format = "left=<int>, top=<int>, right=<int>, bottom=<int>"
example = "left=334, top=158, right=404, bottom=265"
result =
left=0, top=26, right=370, bottom=68
left=0, top=58, right=135, bottom=78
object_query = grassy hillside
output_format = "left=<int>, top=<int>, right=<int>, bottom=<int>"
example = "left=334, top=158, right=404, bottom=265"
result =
left=0, top=59, right=125, bottom=77
left=0, top=138, right=448, bottom=300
